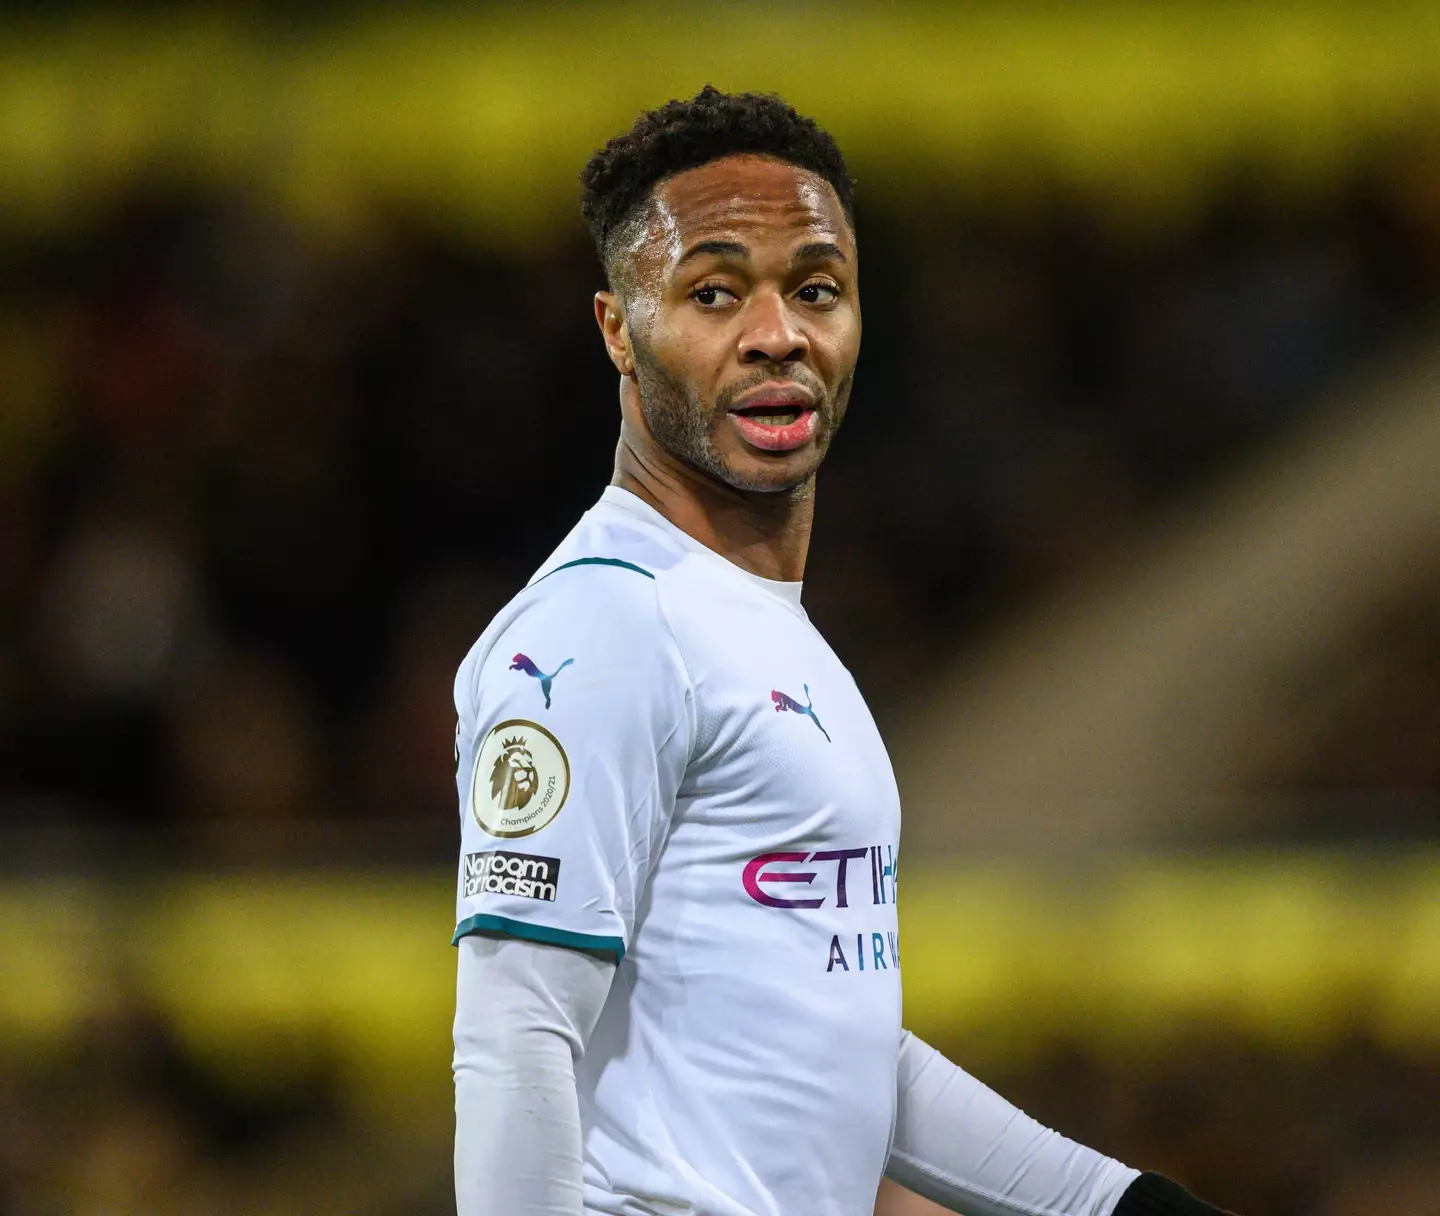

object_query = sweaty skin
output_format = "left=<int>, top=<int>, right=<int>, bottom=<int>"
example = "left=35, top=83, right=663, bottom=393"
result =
left=593, top=154, right=861, bottom=583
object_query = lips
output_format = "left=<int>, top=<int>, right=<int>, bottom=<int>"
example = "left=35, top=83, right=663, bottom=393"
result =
left=727, top=385, right=821, bottom=453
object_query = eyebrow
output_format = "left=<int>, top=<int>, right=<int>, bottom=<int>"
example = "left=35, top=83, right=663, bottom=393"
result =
left=676, top=239, right=750, bottom=267
left=791, top=241, right=848, bottom=266
left=674, top=239, right=849, bottom=268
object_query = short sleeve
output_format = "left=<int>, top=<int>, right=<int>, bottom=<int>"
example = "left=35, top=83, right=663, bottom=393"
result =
left=451, top=563, right=693, bottom=960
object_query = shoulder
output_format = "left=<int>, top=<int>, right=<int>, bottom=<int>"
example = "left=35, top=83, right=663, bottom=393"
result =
left=536, top=492, right=692, bottom=584
left=455, top=516, right=692, bottom=722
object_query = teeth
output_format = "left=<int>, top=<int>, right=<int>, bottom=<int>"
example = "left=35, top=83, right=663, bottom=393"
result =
left=745, top=410, right=801, bottom=425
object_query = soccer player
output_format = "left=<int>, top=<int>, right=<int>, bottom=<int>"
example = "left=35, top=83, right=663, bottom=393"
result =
left=452, top=87, right=1235, bottom=1216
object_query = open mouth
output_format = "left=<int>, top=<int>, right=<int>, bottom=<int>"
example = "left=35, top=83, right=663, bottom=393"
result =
left=734, top=404, right=806, bottom=426
left=727, top=402, right=820, bottom=452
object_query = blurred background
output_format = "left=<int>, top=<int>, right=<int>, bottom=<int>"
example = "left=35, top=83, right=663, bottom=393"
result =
left=2, top=3, right=1439, bottom=1214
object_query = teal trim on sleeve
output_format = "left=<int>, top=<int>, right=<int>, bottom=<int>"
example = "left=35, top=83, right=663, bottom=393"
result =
left=535, top=556, right=655, bottom=583
left=452, top=913, right=626, bottom=960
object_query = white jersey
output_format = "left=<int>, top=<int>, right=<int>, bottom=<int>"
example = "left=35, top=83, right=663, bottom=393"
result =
left=453, top=486, right=903, bottom=1216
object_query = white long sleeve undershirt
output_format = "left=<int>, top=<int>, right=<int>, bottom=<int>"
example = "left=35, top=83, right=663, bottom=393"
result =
left=453, top=933, right=613, bottom=1216
left=886, top=1031, right=1139, bottom=1216
left=454, top=935, right=1137, bottom=1216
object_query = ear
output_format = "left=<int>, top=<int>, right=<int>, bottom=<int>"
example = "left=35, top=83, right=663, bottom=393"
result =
left=594, top=291, right=634, bottom=377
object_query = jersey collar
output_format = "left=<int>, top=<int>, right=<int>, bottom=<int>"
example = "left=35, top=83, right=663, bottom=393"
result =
left=599, top=486, right=806, bottom=613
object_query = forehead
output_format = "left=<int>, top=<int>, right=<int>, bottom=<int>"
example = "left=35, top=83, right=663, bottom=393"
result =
left=645, top=154, right=852, bottom=262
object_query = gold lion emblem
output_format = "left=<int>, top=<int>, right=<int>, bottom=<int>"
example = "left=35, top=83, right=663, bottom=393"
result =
left=489, top=737, right=539, bottom=811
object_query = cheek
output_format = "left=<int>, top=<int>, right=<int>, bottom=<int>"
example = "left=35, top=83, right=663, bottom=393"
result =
left=813, top=314, right=861, bottom=382
left=649, top=318, right=731, bottom=391
left=657, top=309, right=725, bottom=359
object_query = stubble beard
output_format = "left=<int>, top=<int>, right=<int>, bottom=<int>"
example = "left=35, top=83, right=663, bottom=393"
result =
left=629, top=333, right=849, bottom=497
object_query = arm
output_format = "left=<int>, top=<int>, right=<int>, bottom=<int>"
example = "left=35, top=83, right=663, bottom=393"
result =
left=886, top=1033, right=1233, bottom=1216
left=451, top=563, right=692, bottom=961
left=453, top=933, right=615, bottom=1216
left=450, top=564, right=689, bottom=1212
left=886, top=1030, right=1136, bottom=1216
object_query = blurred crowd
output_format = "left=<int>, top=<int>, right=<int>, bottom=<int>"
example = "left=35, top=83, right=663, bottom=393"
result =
left=984, top=1028, right=1440, bottom=1216
left=0, top=78, right=1439, bottom=1215
left=0, top=987, right=449, bottom=1215
left=3, top=993, right=1437, bottom=1216
left=4, top=143, right=1439, bottom=857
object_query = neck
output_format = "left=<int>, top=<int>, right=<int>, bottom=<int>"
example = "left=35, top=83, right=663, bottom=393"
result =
left=610, top=387, right=813, bottom=584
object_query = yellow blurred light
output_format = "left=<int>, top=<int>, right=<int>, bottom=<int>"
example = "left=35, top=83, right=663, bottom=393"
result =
left=3, top=854, right=1439, bottom=1109
left=1, top=4, right=1438, bottom=244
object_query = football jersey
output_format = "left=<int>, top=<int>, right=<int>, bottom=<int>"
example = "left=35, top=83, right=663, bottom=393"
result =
left=453, top=486, right=903, bottom=1216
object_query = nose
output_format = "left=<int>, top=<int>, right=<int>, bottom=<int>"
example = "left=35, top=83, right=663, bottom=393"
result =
left=739, top=287, right=808, bottom=366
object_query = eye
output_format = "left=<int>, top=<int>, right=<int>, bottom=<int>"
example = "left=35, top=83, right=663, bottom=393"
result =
left=691, top=282, right=737, bottom=308
left=796, top=281, right=840, bottom=305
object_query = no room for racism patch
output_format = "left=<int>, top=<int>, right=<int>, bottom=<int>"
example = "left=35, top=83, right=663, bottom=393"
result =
left=463, top=850, right=561, bottom=902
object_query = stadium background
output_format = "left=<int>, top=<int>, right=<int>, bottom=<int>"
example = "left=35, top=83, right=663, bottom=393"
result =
left=2, top=4, right=1439, bottom=1213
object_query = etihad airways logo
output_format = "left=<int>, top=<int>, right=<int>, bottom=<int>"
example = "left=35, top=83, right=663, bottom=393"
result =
left=743, top=843, right=901, bottom=975
left=742, top=844, right=897, bottom=910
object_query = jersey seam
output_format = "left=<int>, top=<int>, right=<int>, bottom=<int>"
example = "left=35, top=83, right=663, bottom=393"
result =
left=650, top=573, right=700, bottom=766
left=600, top=570, right=694, bottom=911
left=619, top=703, right=691, bottom=900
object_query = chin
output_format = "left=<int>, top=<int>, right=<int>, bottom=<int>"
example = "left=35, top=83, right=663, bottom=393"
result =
left=717, top=454, right=821, bottom=496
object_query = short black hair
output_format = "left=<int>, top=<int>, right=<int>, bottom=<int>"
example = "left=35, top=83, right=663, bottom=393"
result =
left=580, top=85, right=854, bottom=279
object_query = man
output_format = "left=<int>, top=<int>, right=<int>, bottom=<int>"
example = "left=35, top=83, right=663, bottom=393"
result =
left=452, top=87, right=1233, bottom=1216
